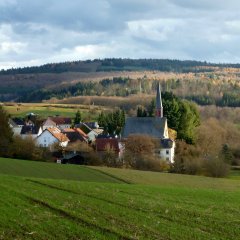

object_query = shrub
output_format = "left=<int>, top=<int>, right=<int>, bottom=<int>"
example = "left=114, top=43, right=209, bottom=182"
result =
left=203, top=157, right=230, bottom=178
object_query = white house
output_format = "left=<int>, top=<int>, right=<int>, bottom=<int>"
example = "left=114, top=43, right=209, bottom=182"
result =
left=36, top=127, right=69, bottom=149
left=78, top=123, right=98, bottom=143
left=9, top=119, right=22, bottom=135
left=20, top=125, right=43, bottom=139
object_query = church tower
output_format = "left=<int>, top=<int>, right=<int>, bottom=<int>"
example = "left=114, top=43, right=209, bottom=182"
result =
left=156, top=82, right=163, bottom=118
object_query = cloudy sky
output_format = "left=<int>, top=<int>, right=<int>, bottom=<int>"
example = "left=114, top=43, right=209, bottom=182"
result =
left=1, top=0, right=240, bottom=69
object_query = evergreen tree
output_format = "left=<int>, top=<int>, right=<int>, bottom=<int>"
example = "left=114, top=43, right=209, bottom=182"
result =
left=0, top=106, right=13, bottom=156
left=162, top=92, right=200, bottom=144
left=221, top=144, right=233, bottom=164
left=97, top=109, right=125, bottom=135
left=74, top=110, right=82, bottom=125
left=137, top=106, right=143, bottom=117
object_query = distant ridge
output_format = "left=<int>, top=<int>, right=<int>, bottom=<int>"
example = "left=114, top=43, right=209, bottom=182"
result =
left=2, top=58, right=240, bottom=75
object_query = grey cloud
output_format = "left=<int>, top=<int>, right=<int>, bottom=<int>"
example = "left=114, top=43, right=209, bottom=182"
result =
left=1, top=0, right=240, bottom=69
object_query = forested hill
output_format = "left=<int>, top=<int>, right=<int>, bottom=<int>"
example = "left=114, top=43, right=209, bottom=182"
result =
left=2, top=58, right=240, bottom=75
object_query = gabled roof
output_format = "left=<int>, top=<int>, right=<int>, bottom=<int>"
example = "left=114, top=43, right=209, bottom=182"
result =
left=43, top=118, right=57, bottom=127
left=47, top=127, right=69, bottom=142
left=9, top=119, right=18, bottom=128
left=62, top=128, right=88, bottom=142
left=122, top=117, right=167, bottom=139
left=95, top=138, right=120, bottom=152
left=21, top=125, right=41, bottom=135
left=50, top=117, right=72, bottom=125
left=84, top=122, right=99, bottom=129
left=12, top=118, right=25, bottom=126
left=78, top=123, right=92, bottom=134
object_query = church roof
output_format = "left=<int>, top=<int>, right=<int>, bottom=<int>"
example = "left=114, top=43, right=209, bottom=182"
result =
left=122, top=117, right=167, bottom=139
left=156, top=82, right=163, bottom=109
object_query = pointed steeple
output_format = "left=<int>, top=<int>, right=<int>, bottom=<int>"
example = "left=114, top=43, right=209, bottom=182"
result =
left=156, top=82, right=163, bottom=118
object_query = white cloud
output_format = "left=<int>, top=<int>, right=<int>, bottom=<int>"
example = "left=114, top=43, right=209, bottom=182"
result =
left=1, top=0, right=240, bottom=69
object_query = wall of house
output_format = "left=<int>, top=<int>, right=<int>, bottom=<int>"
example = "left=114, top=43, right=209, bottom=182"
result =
left=87, top=131, right=97, bottom=142
left=12, top=127, right=22, bottom=135
left=160, top=145, right=175, bottom=163
left=57, top=124, right=71, bottom=130
left=36, top=131, right=58, bottom=147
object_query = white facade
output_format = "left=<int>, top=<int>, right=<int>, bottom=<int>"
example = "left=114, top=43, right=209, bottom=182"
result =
left=36, top=130, right=69, bottom=149
left=160, top=142, right=175, bottom=164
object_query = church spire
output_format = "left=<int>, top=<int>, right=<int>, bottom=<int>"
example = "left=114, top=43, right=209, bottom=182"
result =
left=156, top=82, right=163, bottom=118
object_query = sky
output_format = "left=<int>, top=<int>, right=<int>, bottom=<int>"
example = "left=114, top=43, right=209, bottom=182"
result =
left=1, top=0, right=240, bottom=69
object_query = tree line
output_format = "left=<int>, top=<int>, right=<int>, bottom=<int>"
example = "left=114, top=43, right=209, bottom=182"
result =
left=1, top=58, right=235, bottom=75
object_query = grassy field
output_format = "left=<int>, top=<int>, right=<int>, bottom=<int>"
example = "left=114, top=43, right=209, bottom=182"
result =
left=1, top=158, right=240, bottom=239
left=3, top=103, right=106, bottom=119
left=0, top=158, right=122, bottom=183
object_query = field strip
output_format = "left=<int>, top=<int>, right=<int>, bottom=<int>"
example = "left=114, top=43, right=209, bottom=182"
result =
left=24, top=180, right=172, bottom=239
left=26, top=196, right=133, bottom=240
left=85, top=167, right=132, bottom=184
left=0, top=183, right=133, bottom=240
left=26, top=179, right=153, bottom=214
left=25, top=179, right=238, bottom=239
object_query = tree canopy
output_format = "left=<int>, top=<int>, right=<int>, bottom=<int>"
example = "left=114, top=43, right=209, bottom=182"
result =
left=138, top=92, right=200, bottom=144
left=98, top=109, right=125, bottom=135
left=0, top=106, right=13, bottom=156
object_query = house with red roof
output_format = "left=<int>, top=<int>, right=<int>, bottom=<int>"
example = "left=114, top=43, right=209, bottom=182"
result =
left=36, top=127, right=69, bottom=149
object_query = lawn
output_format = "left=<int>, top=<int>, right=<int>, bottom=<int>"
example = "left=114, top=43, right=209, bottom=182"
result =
left=0, top=158, right=240, bottom=239
left=3, top=103, right=104, bottom=120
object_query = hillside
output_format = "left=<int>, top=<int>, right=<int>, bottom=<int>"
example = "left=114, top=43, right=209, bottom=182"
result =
left=0, top=158, right=122, bottom=183
left=1, top=158, right=240, bottom=239
left=1, top=58, right=240, bottom=107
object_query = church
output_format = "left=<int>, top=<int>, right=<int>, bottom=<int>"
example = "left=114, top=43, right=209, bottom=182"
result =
left=122, top=83, right=175, bottom=163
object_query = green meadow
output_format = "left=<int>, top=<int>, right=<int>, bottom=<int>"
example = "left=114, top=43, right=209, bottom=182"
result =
left=3, top=103, right=104, bottom=119
left=0, top=157, right=240, bottom=240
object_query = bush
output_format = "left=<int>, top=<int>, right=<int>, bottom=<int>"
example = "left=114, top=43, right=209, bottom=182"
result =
left=203, top=157, right=230, bottom=178
left=9, top=136, right=51, bottom=161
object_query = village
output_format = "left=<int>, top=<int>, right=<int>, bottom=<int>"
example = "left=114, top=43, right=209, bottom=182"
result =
left=7, top=83, right=175, bottom=166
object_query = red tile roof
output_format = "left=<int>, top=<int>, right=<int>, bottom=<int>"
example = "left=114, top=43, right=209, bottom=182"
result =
left=47, top=127, right=69, bottom=142
left=95, top=138, right=120, bottom=152
left=50, top=117, right=72, bottom=125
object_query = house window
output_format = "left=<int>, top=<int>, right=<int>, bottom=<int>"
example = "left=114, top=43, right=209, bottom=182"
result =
left=166, top=150, right=169, bottom=155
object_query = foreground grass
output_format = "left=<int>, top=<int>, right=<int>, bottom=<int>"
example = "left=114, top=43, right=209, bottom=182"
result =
left=1, top=158, right=240, bottom=239
left=0, top=174, right=240, bottom=240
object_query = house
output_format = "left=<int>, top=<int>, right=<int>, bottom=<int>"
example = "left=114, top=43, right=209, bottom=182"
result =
left=20, top=125, right=42, bottom=139
left=62, top=128, right=88, bottom=143
left=46, top=116, right=72, bottom=130
left=11, top=118, right=25, bottom=128
left=42, top=117, right=57, bottom=130
left=122, top=83, right=175, bottom=163
left=36, top=127, right=69, bottom=149
left=9, top=118, right=23, bottom=135
left=78, top=123, right=98, bottom=143
left=95, top=137, right=124, bottom=159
